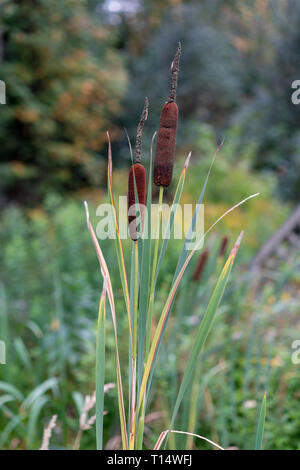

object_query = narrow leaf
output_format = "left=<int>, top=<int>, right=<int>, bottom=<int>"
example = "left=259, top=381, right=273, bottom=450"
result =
left=254, top=392, right=267, bottom=450
left=107, top=133, right=133, bottom=349
left=155, top=151, right=191, bottom=285
left=137, top=131, right=156, bottom=390
left=168, top=232, right=244, bottom=431
left=84, top=201, right=129, bottom=450
left=154, top=430, right=224, bottom=451
left=174, top=140, right=224, bottom=281
left=139, top=192, right=259, bottom=411
left=96, top=286, right=106, bottom=450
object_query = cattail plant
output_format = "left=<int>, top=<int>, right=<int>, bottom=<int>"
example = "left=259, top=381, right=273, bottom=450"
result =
left=126, top=97, right=149, bottom=449
left=154, top=42, right=181, bottom=188
left=146, top=44, right=182, bottom=360
left=84, top=39, right=260, bottom=451
left=128, top=98, right=148, bottom=242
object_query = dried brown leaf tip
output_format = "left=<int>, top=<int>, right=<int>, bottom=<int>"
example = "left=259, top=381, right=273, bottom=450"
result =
left=134, top=97, right=149, bottom=164
left=230, top=230, right=244, bottom=259
left=128, top=98, right=148, bottom=241
left=169, top=41, right=181, bottom=103
left=154, top=42, right=181, bottom=188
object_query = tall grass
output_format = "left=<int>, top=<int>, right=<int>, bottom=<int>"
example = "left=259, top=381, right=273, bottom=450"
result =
left=85, top=135, right=259, bottom=450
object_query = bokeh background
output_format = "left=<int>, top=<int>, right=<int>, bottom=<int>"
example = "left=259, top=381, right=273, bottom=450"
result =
left=0, top=0, right=299, bottom=450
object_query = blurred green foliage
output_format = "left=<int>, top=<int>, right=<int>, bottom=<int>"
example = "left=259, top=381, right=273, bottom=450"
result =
left=0, top=0, right=126, bottom=205
left=0, top=199, right=121, bottom=448
left=0, top=0, right=299, bottom=204
left=118, top=0, right=300, bottom=203
left=176, top=123, right=289, bottom=254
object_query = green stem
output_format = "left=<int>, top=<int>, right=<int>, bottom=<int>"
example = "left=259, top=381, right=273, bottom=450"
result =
left=137, top=186, right=164, bottom=449
left=130, top=241, right=139, bottom=449
left=133, top=241, right=139, bottom=359
left=136, top=396, right=145, bottom=450
left=95, top=293, right=106, bottom=450
left=145, top=186, right=164, bottom=357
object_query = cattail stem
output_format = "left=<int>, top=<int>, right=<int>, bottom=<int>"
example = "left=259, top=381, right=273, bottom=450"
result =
left=134, top=97, right=149, bottom=164
left=128, top=99, right=148, bottom=241
left=129, top=241, right=139, bottom=450
left=145, top=186, right=164, bottom=357
left=128, top=99, right=148, bottom=448
left=136, top=401, right=145, bottom=449
left=169, top=41, right=181, bottom=102
left=186, top=364, right=201, bottom=450
left=133, top=241, right=139, bottom=360
left=135, top=186, right=164, bottom=450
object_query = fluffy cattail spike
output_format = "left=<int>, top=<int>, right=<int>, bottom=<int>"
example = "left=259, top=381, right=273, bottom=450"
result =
left=134, top=97, right=149, bottom=164
left=128, top=164, right=146, bottom=241
left=154, top=43, right=181, bottom=187
left=128, top=99, right=148, bottom=241
left=169, top=41, right=181, bottom=102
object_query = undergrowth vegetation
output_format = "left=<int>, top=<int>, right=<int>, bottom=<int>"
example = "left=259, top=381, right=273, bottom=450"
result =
left=0, top=177, right=299, bottom=449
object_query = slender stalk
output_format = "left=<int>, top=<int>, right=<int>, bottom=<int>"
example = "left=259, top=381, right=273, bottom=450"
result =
left=130, top=241, right=139, bottom=449
left=135, top=186, right=164, bottom=449
left=145, top=186, right=164, bottom=357
left=84, top=201, right=129, bottom=449
left=96, top=288, right=106, bottom=449
left=133, top=241, right=139, bottom=359
left=186, top=366, right=201, bottom=450
left=73, top=429, right=82, bottom=451
left=254, top=392, right=267, bottom=450
left=136, top=399, right=145, bottom=449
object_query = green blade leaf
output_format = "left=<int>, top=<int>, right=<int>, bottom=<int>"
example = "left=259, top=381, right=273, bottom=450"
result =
left=96, top=287, right=106, bottom=450
left=173, top=141, right=223, bottom=282
left=84, top=201, right=128, bottom=450
left=138, top=192, right=259, bottom=412
left=107, top=132, right=133, bottom=349
left=168, top=232, right=244, bottom=432
left=254, top=392, right=267, bottom=450
left=155, top=151, right=191, bottom=286
left=27, top=395, right=49, bottom=448
left=22, top=378, right=58, bottom=409
left=0, top=382, right=24, bottom=402
left=137, top=132, right=156, bottom=394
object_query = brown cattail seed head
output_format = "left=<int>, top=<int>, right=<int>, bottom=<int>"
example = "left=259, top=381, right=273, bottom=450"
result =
left=219, top=235, right=229, bottom=258
left=128, top=163, right=146, bottom=241
left=154, top=101, right=178, bottom=187
left=193, top=250, right=209, bottom=282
